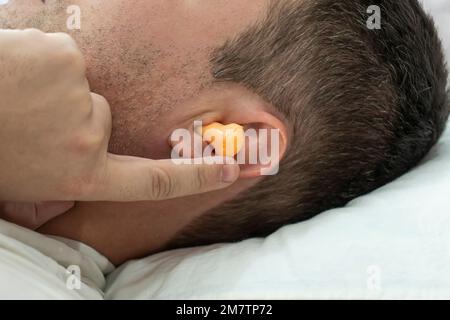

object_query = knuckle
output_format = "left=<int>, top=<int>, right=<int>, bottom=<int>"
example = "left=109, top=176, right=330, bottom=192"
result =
left=23, top=28, right=45, bottom=39
left=91, top=93, right=109, bottom=108
left=58, top=47, right=84, bottom=70
left=70, top=131, right=104, bottom=156
left=147, top=167, right=173, bottom=200
left=17, top=29, right=45, bottom=52
left=68, top=85, right=91, bottom=107
left=48, top=34, right=85, bottom=71
left=49, top=32, right=77, bottom=48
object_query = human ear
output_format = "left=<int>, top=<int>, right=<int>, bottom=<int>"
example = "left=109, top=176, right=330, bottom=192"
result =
left=185, top=83, right=289, bottom=178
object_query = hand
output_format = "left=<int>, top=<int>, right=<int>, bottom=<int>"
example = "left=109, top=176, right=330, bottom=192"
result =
left=0, top=29, right=239, bottom=227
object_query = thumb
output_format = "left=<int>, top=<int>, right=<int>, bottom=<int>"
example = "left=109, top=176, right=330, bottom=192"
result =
left=81, top=154, right=240, bottom=201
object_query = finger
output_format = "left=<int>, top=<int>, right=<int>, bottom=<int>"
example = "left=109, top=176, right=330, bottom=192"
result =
left=0, top=202, right=38, bottom=229
left=0, top=201, right=74, bottom=230
left=82, top=155, right=240, bottom=201
left=35, top=201, right=75, bottom=226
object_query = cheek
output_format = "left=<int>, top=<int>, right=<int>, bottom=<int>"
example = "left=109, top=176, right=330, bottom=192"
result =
left=107, top=66, right=207, bottom=159
left=104, top=50, right=212, bottom=160
left=76, top=0, right=215, bottom=159
left=106, top=100, right=173, bottom=160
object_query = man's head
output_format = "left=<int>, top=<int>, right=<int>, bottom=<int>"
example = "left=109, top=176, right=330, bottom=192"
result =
left=166, top=0, right=450, bottom=248
left=4, top=0, right=448, bottom=262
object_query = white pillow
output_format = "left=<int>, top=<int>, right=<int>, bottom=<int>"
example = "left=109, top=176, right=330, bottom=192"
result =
left=104, top=0, right=450, bottom=299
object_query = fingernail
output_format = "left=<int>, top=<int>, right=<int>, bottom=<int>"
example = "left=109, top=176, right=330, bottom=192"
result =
left=221, top=164, right=239, bottom=183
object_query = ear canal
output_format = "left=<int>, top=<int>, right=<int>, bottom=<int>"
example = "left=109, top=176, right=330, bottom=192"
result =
left=201, top=122, right=244, bottom=157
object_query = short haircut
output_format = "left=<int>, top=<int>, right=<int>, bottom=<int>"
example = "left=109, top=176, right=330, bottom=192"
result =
left=167, top=0, right=450, bottom=249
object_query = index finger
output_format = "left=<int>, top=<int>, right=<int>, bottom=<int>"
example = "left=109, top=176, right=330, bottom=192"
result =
left=78, top=154, right=240, bottom=201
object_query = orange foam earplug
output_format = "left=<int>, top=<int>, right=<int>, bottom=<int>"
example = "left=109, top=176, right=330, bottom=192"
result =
left=200, top=122, right=244, bottom=157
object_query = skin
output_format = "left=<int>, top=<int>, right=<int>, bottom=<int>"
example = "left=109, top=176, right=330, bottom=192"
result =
left=0, top=0, right=289, bottom=265
left=0, top=28, right=240, bottom=230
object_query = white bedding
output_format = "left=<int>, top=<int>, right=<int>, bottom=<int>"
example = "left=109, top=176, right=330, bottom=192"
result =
left=0, top=0, right=449, bottom=300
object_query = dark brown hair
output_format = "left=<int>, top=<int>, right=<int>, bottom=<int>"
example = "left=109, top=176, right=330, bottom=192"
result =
left=167, top=0, right=450, bottom=248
